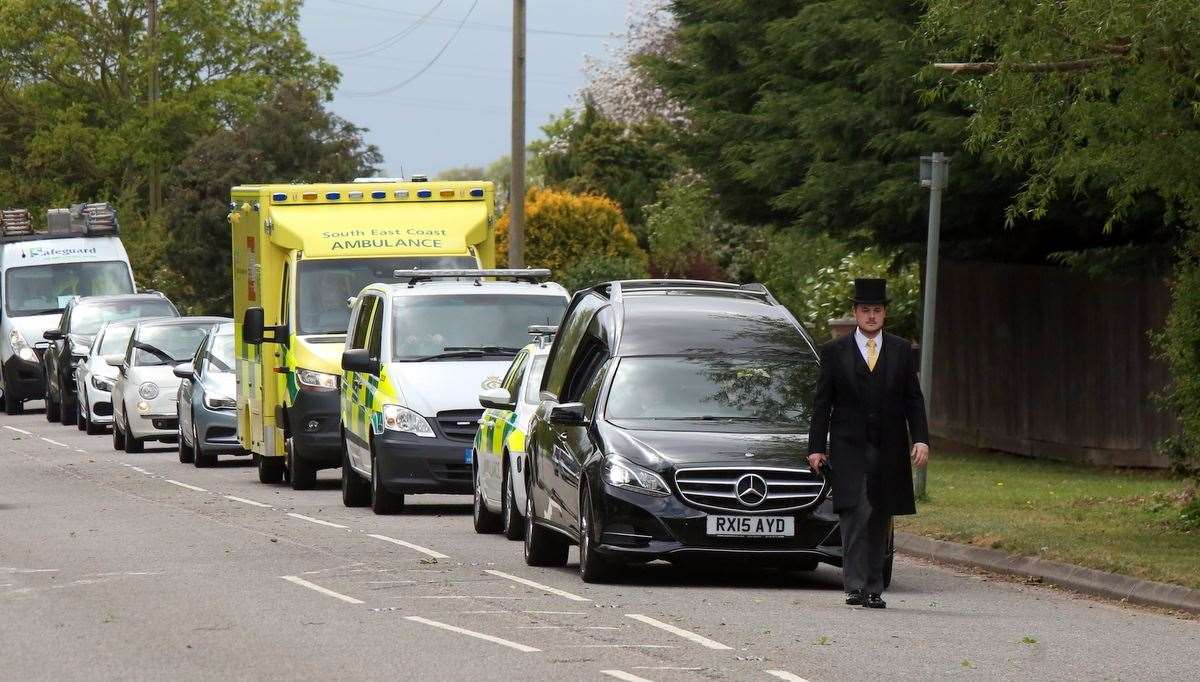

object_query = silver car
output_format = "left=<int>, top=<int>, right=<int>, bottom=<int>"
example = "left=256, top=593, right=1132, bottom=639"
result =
left=109, top=317, right=229, bottom=453
left=175, top=323, right=244, bottom=467
left=74, top=320, right=138, bottom=435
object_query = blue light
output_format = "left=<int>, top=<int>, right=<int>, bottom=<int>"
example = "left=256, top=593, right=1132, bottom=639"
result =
left=371, top=191, right=386, bottom=199
left=272, top=193, right=287, bottom=202
left=417, top=189, right=432, bottom=199
left=469, top=188, right=484, bottom=198
left=325, top=192, right=341, bottom=200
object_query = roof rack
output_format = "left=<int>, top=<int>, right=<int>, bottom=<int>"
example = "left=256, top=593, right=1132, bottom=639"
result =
left=1, top=208, right=33, bottom=237
left=70, top=202, right=119, bottom=235
left=528, top=324, right=558, bottom=348
left=393, top=268, right=552, bottom=287
left=599, top=279, right=771, bottom=305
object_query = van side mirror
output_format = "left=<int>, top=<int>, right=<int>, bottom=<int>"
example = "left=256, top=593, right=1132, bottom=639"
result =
left=548, top=402, right=588, bottom=426
left=43, top=329, right=63, bottom=341
left=243, top=307, right=265, bottom=345
left=341, top=348, right=379, bottom=375
left=172, top=362, right=195, bottom=379
left=479, top=387, right=515, bottom=411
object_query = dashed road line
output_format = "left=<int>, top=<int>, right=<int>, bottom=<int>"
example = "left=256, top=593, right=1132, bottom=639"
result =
left=281, top=576, right=364, bottom=604
left=164, top=479, right=208, bottom=492
left=403, top=616, right=541, bottom=653
left=3, top=425, right=31, bottom=435
left=624, top=614, right=733, bottom=650
left=129, top=466, right=152, bottom=475
left=223, top=495, right=272, bottom=508
left=74, top=449, right=88, bottom=454
left=601, top=672, right=657, bottom=682
left=287, top=513, right=348, bottom=529
left=40, top=437, right=68, bottom=447
left=764, top=671, right=811, bottom=682
left=365, top=533, right=449, bottom=559
left=484, top=569, right=591, bottom=602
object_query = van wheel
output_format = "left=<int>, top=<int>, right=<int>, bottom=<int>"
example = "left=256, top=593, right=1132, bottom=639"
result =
left=341, top=441, right=370, bottom=507
left=286, top=437, right=316, bottom=490
left=4, top=389, right=23, bottom=415
left=258, top=455, right=284, bottom=484
left=579, top=485, right=618, bottom=583
left=473, top=456, right=501, bottom=533
left=501, top=457, right=524, bottom=541
left=112, top=420, right=126, bottom=450
left=523, top=483, right=568, bottom=567
left=370, top=440, right=404, bottom=514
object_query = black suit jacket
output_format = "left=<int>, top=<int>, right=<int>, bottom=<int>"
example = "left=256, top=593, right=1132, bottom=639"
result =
left=807, top=331, right=929, bottom=515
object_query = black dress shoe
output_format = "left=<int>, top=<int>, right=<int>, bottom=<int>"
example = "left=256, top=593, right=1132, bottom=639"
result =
left=845, top=590, right=865, bottom=606
left=864, top=593, right=886, bottom=609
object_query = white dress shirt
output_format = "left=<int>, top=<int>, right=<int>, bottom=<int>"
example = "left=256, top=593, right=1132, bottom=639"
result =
left=854, top=327, right=883, bottom=365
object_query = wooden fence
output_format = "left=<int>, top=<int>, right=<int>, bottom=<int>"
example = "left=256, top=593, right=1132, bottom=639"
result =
left=928, top=260, right=1175, bottom=468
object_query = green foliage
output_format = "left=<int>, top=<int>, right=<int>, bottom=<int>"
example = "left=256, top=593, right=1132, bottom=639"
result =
left=559, top=256, right=650, bottom=294
left=495, top=187, right=648, bottom=281
left=1156, top=233, right=1200, bottom=481
left=644, top=172, right=717, bottom=277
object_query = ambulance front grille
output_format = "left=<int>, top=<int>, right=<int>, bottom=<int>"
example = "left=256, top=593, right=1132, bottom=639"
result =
left=436, top=409, right=484, bottom=443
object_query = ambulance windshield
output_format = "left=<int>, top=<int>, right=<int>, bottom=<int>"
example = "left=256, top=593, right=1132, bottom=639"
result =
left=4, top=261, right=133, bottom=317
left=296, top=255, right=477, bottom=335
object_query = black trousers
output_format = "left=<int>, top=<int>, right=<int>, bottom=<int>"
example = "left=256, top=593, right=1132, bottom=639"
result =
left=838, top=476, right=891, bottom=594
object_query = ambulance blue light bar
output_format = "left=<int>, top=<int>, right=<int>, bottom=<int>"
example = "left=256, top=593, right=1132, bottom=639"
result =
left=371, top=191, right=386, bottom=199
left=470, top=188, right=484, bottom=198
left=417, top=189, right=432, bottom=199
left=272, top=192, right=287, bottom=202
left=325, top=192, right=341, bottom=200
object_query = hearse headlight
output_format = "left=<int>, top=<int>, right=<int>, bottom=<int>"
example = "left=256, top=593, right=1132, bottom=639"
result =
left=382, top=404, right=435, bottom=438
left=604, top=454, right=670, bottom=497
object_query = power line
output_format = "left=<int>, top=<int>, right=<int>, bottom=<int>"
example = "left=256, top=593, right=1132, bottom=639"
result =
left=341, top=0, right=479, bottom=98
left=322, top=0, right=620, bottom=39
left=325, top=0, right=445, bottom=59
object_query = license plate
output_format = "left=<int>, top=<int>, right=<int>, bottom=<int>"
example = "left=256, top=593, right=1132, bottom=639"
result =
left=706, top=515, right=794, bottom=537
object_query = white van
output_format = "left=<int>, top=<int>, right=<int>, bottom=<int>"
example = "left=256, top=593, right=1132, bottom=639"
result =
left=0, top=204, right=135, bottom=414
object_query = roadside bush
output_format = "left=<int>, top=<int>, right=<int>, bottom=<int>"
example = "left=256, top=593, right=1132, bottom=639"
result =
left=643, top=171, right=717, bottom=277
left=560, top=255, right=650, bottom=293
left=496, top=187, right=648, bottom=280
left=1157, top=232, right=1200, bottom=484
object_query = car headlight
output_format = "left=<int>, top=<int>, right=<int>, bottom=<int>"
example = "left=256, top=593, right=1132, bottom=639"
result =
left=10, top=329, right=36, bottom=363
left=381, top=404, right=434, bottom=438
left=91, top=374, right=115, bottom=392
left=296, top=367, right=338, bottom=392
left=138, top=382, right=159, bottom=400
left=204, top=393, right=236, bottom=410
left=604, top=454, right=671, bottom=497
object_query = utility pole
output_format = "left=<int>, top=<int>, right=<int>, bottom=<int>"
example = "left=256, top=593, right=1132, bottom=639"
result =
left=147, top=0, right=161, bottom=213
left=508, top=0, right=526, bottom=268
left=916, top=152, right=949, bottom=499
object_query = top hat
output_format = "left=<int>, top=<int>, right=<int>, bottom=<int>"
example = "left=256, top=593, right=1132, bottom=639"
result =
left=852, top=278, right=890, bottom=305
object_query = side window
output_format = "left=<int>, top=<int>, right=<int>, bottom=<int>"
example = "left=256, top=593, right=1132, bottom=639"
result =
left=501, top=352, right=529, bottom=396
left=366, top=297, right=384, bottom=360
left=542, top=295, right=603, bottom=398
left=348, top=297, right=375, bottom=351
left=562, top=336, right=608, bottom=404
left=59, top=303, right=72, bottom=333
left=192, top=337, right=207, bottom=375
left=280, top=262, right=290, bottom=327
left=579, top=358, right=610, bottom=413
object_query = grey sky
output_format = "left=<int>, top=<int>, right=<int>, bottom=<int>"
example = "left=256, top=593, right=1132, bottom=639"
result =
left=299, top=0, right=630, bottom=177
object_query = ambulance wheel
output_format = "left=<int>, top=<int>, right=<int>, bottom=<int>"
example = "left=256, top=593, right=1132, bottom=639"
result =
left=341, top=443, right=370, bottom=507
left=370, top=439, right=404, bottom=515
left=112, top=420, right=126, bottom=450
left=523, top=479, right=568, bottom=567
left=258, top=455, right=284, bottom=484
left=473, top=454, right=501, bottom=533
left=4, top=389, right=23, bottom=415
left=501, top=455, right=524, bottom=541
left=286, top=437, right=316, bottom=490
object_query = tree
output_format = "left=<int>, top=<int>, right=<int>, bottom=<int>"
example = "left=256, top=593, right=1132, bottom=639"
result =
left=643, top=171, right=718, bottom=277
left=160, top=85, right=381, bottom=314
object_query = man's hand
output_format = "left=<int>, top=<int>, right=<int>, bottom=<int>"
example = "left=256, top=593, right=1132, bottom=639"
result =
left=911, top=442, right=930, bottom=467
left=807, top=452, right=827, bottom=473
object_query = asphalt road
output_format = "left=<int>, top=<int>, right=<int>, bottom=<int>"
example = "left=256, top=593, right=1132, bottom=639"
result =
left=2, top=404, right=1196, bottom=681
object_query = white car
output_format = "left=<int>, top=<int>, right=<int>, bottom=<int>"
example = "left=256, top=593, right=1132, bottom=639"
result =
left=109, top=317, right=228, bottom=453
left=74, top=320, right=138, bottom=435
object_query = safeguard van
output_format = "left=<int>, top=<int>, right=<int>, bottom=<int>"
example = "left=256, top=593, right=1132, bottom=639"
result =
left=1, top=204, right=135, bottom=414
left=231, top=179, right=496, bottom=487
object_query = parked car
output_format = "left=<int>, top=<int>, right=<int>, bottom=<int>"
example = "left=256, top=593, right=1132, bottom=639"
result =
left=74, top=320, right=139, bottom=435
left=42, top=292, right=178, bottom=425
left=109, top=317, right=228, bottom=453
left=175, top=323, right=244, bottom=467
left=523, top=280, right=856, bottom=584
left=472, top=326, right=557, bottom=540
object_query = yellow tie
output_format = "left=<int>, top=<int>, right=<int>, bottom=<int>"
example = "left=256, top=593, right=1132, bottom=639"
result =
left=866, top=338, right=878, bottom=371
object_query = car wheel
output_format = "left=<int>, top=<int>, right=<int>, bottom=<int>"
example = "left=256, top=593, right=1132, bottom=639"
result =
left=178, top=418, right=195, bottom=464
left=125, top=429, right=144, bottom=453
left=257, top=455, right=285, bottom=484
left=286, top=437, right=316, bottom=490
left=341, top=438, right=371, bottom=507
left=523, top=479, right=568, bottom=567
left=85, top=416, right=105, bottom=436
left=59, top=383, right=76, bottom=426
left=4, top=387, right=23, bottom=415
left=75, top=391, right=87, bottom=430
left=45, top=379, right=60, bottom=422
left=112, top=419, right=126, bottom=450
left=501, top=456, right=524, bottom=541
left=472, top=455, right=501, bottom=533
left=370, top=440, right=404, bottom=515
left=579, top=484, right=618, bottom=583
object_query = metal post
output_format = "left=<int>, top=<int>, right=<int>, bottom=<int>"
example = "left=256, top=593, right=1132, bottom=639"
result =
left=508, top=0, right=526, bottom=268
left=148, top=0, right=161, bottom=213
left=916, top=152, right=948, bottom=500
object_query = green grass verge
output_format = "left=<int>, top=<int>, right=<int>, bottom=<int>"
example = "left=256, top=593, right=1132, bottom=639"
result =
left=896, top=447, right=1200, bottom=590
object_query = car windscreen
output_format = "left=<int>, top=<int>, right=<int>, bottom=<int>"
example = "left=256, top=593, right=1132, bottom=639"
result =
left=70, top=298, right=177, bottom=335
left=391, top=295, right=566, bottom=361
left=524, top=355, right=548, bottom=403
left=296, top=255, right=478, bottom=335
left=605, top=355, right=819, bottom=430
left=131, top=324, right=213, bottom=367
left=4, top=261, right=133, bottom=317
left=205, top=333, right=235, bottom=373
left=98, top=326, right=135, bottom=355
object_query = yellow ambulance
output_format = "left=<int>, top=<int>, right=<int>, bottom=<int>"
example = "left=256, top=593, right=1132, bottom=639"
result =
left=230, top=179, right=495, bottom=487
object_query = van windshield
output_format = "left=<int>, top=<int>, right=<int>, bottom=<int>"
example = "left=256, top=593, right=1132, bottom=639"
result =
left=296, top=255, right=477, bottom=335
left=4, top=261, right=133, bottom=317
left=391, top=295, right=566, bottom=361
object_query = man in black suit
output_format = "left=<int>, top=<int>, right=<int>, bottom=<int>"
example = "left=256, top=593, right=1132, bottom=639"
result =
left=807, top=278, right=930, bottom=609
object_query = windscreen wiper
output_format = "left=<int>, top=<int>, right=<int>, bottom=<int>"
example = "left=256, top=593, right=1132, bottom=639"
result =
left=131, top=340, right=175, bottom=365
left=443, top=345, right=524, bottom=355
left=21, top=308, right=62, bottom=316
left=408, top=349, right=486, bottom=362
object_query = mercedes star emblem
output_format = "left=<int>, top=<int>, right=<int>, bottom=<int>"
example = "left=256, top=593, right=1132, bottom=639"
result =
left=735, top=473, right=768, bottom=507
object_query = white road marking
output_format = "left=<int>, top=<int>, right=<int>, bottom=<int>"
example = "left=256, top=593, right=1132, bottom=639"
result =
left=74, top=448, right=88, bottom=454
left=129, top=466, right=152, bottom=475
left=764, top=671, right=811, bottom=682
left=40, top=437, right=68, bottom=447
left=403, top=616, right=540, bottom=653
left=632, top=668, right=703, bottom=671
left=484, top=569, right=592, bottom=602
left=3, top=425, right=31, bottom=435
left=365, top=533, right=449, bottom=559
left=164, top=479, right=208, bottom=492
left=287, top=513, right=348, bottom=529
left=574, top=644, right=674, bottom=649
left=281, top=576, right=364, bottom=604
left=624, top=614, right=733, bottom=650
left=0, top=567, right=58, bottom=574
left=458, top=610, right=510, bottom=614
left=523, top=610, right=586, bottom=615
left=223, top=495, right=272, bottom=508
left=601, top=672, right=657, bottom=682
